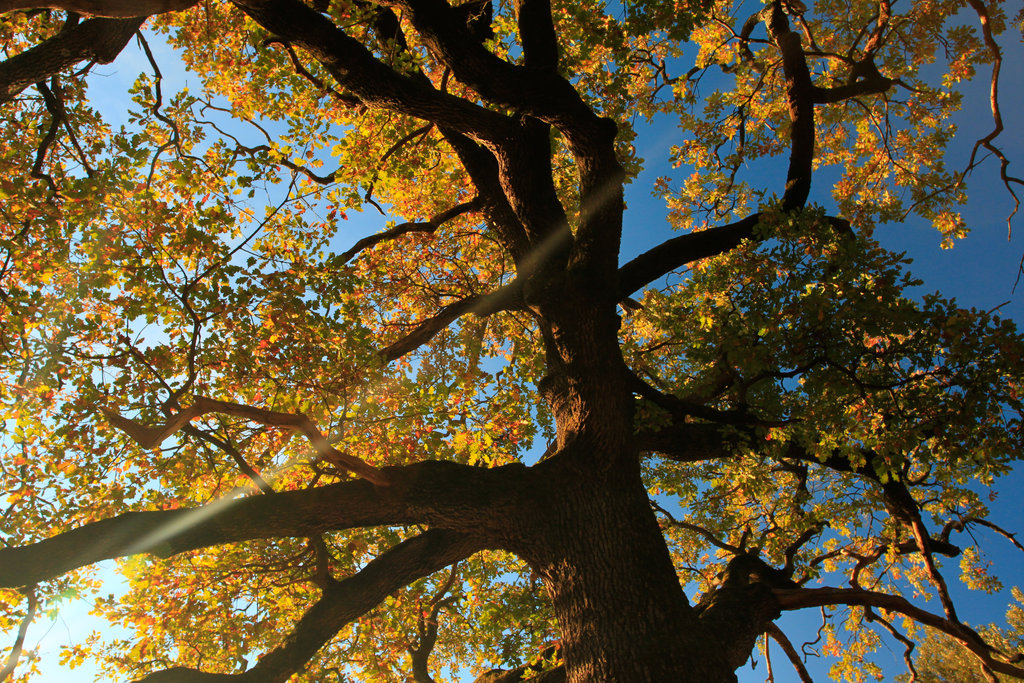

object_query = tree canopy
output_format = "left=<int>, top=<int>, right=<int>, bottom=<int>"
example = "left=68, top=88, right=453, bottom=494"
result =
left=0, top=0, right=1023, bottom=681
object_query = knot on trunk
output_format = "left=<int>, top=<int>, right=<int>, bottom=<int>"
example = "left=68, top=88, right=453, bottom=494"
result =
left=695, top=553, right=796, bottom=672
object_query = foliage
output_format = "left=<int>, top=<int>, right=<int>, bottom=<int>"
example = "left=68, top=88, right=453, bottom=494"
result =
left=0, top=0, right=1022, bottom=681
left=896, top=588, right=1024, bottom=682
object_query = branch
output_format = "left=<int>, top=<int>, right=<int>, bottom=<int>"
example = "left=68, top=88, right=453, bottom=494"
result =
left=378, top=279, right=523, bottom=362
left=471, top=648, right=565, bottom=683
left=0, top=482, right=389, bottom=587
left=134, top=530, right=480, bottom=683
left=390, top=0, right=620, bottom=277
left=652, top=501, right=741, bottom=553
left=617, top=215, right=760, bottom=296
left=811, top=71, right=892, bottom=103
left=764, top=623, right=813, bottom=683
left=390, top=0, right=606, bottom=147
left=963, top=0, right=1022, bottom=238
left=181, top=424, right=275, bottom=494
left=0, top=460, right=528, bottom=588
left=0, top=0, right=197, bottom=16
left=364, top=122, right=436, bottom=211
left=408, top=567, right=459, bottom=683
left=773, top=587, right=1024, bottom=679
left=99, top=396, right=388, bottom=485
left=233, top=0, right=512, bottom=142
left=942, top=517, right=1024, bottom=554
left=29, top=78, right=61, bottom=193
left=516, top=0, right=558, bottom=71
left=864, top=606, right=918, bottom=682
left=0, top=16, right=144, bottom=102
left=0, top=586, right=37, bottom=682
left=629, top=371, right=771, bottom=427
left=636, top=421, right=740, bottom=463
left=766, top=2, right=815, bottom=211
left=340, top=197, right=482, bottom=263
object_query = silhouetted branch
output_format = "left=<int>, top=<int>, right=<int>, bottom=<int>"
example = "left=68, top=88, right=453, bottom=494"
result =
left=379, top=279, right=523, bottom=362
left=100, top=396, right=388, bottom=485
left=0, top=0, right=196, bottom=17
left=134, top=530, right=480, bottom=683
left=341, top=197, right=482, bottom=263
left=0, top=15, right=144, bottom=102
left=774, top=587, right=1024, bottom=678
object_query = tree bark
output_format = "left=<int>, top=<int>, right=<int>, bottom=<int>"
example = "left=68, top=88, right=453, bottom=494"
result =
left=0, top=16, right=144, bottom=102
left=0, top=0, right=198, bottom=16
left=520, top=457, right=739, bottom=682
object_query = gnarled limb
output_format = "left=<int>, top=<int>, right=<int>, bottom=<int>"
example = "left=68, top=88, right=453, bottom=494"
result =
left=0, top=0, right=196, bottom=16
left=695, top=554, right=793, bottom=673
left=773, top=586, right=1024, bottom=679
left=0, top=15, right=144, bottom=102
left=133, top=529, right=481, bottom=683
left=341, top=197, right=482, bottom=263
left=379, top=278, right=524, bottom=362
left=0, top=460, right=533, bottom=588
left=100, top=396, right=388, bottom=485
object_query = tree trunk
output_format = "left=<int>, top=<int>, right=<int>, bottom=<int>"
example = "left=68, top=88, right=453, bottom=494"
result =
left=521, top=456, right=740, bottom=682
left=518, top=285, right=753, bottom=681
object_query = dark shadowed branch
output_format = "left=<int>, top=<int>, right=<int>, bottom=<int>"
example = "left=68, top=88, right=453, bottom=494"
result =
left=764, top=623, right=813, bottom=683
left=0, top=0, right=197, bottom=16
left=0, top=482, right=400, bottom=587
left=773, top=587, right=1024, bottom=678
left=100, top=396, right=389, bottom=485
left=617, top=215, right=760, bottom=296
left=0, top=16, right=144, bottom=102
left=0, top=460, right=531, bottom=588
left=378, top=279, right=524, bottom=362
left=341, top=197, right=482, bottom=263
left=233, top=0, right=512, bottom=143
left=134, top=530, right=481, bottom=683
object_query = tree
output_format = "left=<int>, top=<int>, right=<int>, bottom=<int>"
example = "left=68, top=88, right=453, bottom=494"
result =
left=0, top=0, right=1022, bottom=681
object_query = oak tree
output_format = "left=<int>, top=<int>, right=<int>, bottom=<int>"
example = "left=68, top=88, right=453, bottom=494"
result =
left=1, top=0, right=1023, bottom=681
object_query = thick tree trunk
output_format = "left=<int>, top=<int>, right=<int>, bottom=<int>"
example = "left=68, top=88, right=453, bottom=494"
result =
left=522, top=456, right=740, bottom=682
left=517, top=263, right=751, bottom=680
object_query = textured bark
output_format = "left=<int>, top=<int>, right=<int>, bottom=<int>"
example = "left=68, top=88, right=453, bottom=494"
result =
left=0, top=460, right=529, bottom=588
left=0, top=0, right=197, bottom=16
left=521, top=457, right=737, bottom=682
left=0, top=15, right=144, bottom=102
